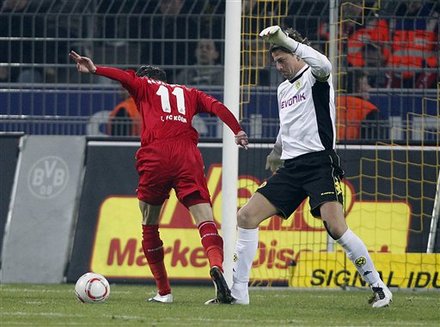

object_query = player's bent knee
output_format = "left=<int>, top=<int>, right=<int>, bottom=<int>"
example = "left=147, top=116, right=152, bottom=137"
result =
left=323, top=220, right=347, bottom=240
left=237, top=208, right=257, bottom=229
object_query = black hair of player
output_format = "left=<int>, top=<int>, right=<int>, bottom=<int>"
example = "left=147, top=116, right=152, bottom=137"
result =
left=136, top=65, right=167, bottom=82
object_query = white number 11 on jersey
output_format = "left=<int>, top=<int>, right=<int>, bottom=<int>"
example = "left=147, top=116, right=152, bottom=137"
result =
left=156, top=85, right=186, bottom=114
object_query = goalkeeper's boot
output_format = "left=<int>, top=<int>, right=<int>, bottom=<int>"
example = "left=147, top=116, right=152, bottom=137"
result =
left=148, top=292, right=173, bottom=304
left=204, top=266, right=234, bottom=304
left=369, top=280, right=392, bottom=308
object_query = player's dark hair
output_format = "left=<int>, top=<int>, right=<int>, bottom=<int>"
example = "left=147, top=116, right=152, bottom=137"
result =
left=136, top=65, right=167, bottom=82
left=269, top=28, right=311, bottom=54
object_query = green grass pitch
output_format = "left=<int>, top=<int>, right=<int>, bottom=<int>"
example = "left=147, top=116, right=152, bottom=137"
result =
left=1, top=284, right=439, bottom=326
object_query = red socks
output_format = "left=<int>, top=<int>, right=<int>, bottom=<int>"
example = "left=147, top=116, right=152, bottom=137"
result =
left=142, top=221, right=223, bottom=293
left=198, top=221, right=224, bottom=271
left=141, top=224, right=171, bottom=296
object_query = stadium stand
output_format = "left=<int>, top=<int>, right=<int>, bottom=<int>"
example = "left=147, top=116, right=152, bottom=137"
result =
left=175, top=39, right=224, bottom=86
left=337, top=70, right=383, bottom=141
left=387, top=0, right=439, bottom=88
left=0, top=0, right=438, bottom=142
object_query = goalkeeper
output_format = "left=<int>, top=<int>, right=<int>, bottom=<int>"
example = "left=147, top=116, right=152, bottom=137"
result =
left=69, top=50, right=248, bottom=305
left=230, top=26, right=392, bottom=308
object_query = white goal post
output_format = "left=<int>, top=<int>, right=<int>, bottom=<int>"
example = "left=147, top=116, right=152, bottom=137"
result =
left=222, top=0, right=242, bottom=286
left=427, top=172, right=440, bottom=253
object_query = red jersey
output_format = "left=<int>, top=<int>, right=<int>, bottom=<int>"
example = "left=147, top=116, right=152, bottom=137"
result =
left=95, top=66, right=242, bottom=145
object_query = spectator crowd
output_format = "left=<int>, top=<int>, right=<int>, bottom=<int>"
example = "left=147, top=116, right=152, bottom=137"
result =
left=0, top=0, right=438, bottom=89
left=0, top=0, right=438, bottom=141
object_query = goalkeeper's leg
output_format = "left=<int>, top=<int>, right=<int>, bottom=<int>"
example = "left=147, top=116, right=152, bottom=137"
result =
left=232, top=192, right=278, bottom=305
left=230, top=227, right=258, bottom=304
left=322, top=202, right=392, bottom=308
left=336, top=227, right=392, bottom=308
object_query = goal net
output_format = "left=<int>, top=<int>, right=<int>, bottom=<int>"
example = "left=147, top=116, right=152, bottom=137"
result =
left=237, top=0, right=440, bottom=289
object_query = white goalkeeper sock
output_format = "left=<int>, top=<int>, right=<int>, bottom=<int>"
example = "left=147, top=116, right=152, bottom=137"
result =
left=231, top=227, right=258, bottom=302
left=336, top=228, right=380, bottom=285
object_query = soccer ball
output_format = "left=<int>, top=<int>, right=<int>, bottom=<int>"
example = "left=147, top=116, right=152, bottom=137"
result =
left=75, top=272, right=110, bottom=303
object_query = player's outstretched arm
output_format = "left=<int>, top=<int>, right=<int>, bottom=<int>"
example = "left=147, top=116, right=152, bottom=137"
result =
left=70, top=50, right=141, bottom=97
left=69, top=50, right=97, bottom=74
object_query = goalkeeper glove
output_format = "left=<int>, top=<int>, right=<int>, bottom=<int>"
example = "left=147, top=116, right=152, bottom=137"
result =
left=265, top=148, right=283, bottom=173
left=259, top=25, right=299, bottom=53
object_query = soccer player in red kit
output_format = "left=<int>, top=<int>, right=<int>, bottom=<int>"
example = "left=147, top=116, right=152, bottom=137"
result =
left=70, top=50, right=248, bottom=304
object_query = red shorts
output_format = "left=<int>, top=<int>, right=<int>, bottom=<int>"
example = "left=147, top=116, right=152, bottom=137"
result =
left=135, top=138, right=211, bottom=208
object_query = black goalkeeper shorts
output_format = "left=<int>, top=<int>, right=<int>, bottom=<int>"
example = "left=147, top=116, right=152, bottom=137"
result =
left=257, top=149, right=344, bottom=218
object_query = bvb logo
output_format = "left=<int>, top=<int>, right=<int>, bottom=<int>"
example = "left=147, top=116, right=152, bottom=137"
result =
left=27, top=156, right=70, bottom=199
left=355, top=256, right=367, bottom=267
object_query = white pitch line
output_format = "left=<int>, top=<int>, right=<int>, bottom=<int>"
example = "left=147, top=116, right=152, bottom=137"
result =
left=0, top=312, right=433, bottom=327
left=0, top=288, right=69, bottom=293
left=0, top=288, right=131, bottom=294
left=3, top=322, right=114, bottom=326
left=2, top=312, right=86, bottom=318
